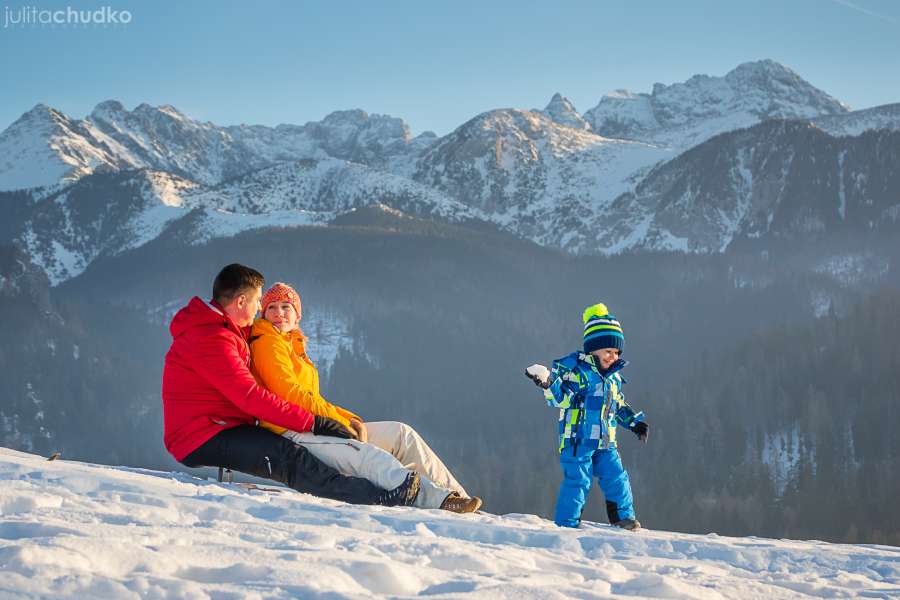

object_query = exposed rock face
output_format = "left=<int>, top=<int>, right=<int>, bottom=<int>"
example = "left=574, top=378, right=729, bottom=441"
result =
left=540, top=93, right=592, bottom=131
left=594, top=123, right=900, bottom=253
left=584, top=59, right=849, bottom=147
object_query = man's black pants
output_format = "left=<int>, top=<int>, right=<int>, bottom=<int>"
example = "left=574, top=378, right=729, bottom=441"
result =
left=182, top=425, right=385, bottom=505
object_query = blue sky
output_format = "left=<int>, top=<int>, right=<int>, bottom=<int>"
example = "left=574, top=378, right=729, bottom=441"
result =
left=1, top=0, right=898, bottom=135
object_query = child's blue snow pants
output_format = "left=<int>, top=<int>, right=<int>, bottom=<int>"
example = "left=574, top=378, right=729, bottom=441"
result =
left=554, top=445, right=635, bottom=528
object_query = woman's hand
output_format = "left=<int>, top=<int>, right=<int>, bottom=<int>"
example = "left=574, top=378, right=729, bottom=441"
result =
left=349, top=418, right=368, bottom=443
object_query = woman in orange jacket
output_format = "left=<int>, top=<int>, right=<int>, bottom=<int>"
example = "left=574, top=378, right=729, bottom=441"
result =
left=249, top=282, right=481, bottom=513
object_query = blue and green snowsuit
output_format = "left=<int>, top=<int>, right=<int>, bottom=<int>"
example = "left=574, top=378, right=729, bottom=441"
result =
left=544, top=351, right=645, bottom=527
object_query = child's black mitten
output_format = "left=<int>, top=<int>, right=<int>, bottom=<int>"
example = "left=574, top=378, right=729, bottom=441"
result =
left=630, top=421, right=649, bottom=443
left=525, top=364, right=550, bottom=389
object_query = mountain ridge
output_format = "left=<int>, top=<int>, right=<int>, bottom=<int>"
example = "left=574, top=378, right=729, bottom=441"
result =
left=2, top=59, right=900, bottom=284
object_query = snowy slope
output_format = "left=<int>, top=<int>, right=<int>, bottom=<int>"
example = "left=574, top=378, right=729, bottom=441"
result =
left=813, top=103, right=900, bottom=136
left=1, top=447, right=898, bottom=599
left=17, top=170, right=198, bottom=285
left=12, top=158, right=481, bottom=285
left=413, top=108, right=672, bottom=253
left=539, top=93, right=592, bottom=131
left=189, top=159, right=479, bottom=222
left=592, top=120, right=900, bottom=254
left=0, top=105, right=119, bottom=192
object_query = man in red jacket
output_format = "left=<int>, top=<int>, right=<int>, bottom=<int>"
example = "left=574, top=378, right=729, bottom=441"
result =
left=162, top=263, right=418, bottom=506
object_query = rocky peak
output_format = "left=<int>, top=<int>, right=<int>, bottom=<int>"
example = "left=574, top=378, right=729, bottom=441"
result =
left=321, top=109, right=370, bottom=128
left=127, top=102, right=196, bottom=128
left=541, top=93, right=591, bottom=130
left=725, top=59, right=805, bottom=87
left=305, top=109, right=414, bottom=166
left=0, top=104, right=107, bottom=191
left=10, top=104, right=70, bottom=131
left=583, top=90, right=658, bottom=140
left=22, top=103, right=53, bottom=119
left=91, top=99, right=126, bottom=117
left=88, top=100, right=129, bottom=130
left=318, top=109, right=410, bottom=140
left=586, top=59, right=849, bottom=145
left=723, top=59, right=850, bottom=114
left=650, top=59, right=849, bottom=125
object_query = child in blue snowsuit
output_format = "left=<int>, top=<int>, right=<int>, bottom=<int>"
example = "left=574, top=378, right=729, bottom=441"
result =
left=526, top=303, right=649, bottom=530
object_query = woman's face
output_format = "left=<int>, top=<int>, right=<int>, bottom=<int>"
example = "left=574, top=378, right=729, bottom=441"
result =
left=264, top=301, right=300, bottom=333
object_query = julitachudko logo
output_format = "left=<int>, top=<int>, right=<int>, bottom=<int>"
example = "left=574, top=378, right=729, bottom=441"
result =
left=4, top=5, right=133, bottom=27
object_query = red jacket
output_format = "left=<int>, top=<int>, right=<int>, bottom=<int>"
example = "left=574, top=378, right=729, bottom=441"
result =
left=162, top=297, right=314, bottom=461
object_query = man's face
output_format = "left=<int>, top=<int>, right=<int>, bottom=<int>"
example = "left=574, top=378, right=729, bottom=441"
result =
left=591, top=347, right=620, bottom=370
left=228, top=286, right=262, bottom=328
left=264, top=300, right=300, bottom=333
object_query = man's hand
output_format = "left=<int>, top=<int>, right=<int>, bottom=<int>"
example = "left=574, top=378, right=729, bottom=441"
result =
left=312, top=415, right=357, bottom=439
left=525, top=364, right=551, bottom=389
left=349, top=418, right=368, bottom=443
left=631, top=421, right=649, bottom=443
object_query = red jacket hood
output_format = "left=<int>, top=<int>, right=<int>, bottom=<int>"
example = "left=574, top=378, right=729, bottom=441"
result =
left=170, top=297, right=240, bottom=340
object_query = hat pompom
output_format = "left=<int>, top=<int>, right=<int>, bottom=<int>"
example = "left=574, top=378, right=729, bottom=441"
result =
left=582, top=303, right=609, bottom=324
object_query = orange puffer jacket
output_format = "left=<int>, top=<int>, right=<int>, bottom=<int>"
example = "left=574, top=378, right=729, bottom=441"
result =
left=249, top=318, right=360, bottom=435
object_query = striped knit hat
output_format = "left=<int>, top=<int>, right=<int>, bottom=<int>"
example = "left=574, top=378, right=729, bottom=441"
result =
left=261, top=282, right=302, bottom=319
left=582, top=303, right=624, bottom=354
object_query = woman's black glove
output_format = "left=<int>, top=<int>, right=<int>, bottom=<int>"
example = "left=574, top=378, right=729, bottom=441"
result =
left=312, top=415, right=356, bottom=439
left=631, top=421, right=649, bottom=443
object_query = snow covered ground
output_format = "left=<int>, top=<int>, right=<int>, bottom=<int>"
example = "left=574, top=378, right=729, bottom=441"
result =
left=0, top=447, right=898, bottom=599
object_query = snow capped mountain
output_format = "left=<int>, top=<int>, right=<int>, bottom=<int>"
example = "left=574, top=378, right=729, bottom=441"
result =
left=539, top=93, right=592, bottom=130
left=225, top=109, right=435, bottom=177
left=87, top=100, right=273, bottom=185
left=813, top=102, right=900, bottom=136
left=0, top=102, right=429, bottom=192
left=2, top=59, right=898, bottom=284
left=18, top=170, right=198, bottom=284
left=583, top=89, right=659, bottom=141
left=413, top=108, right=672, bottom=252
left=593, top=121, right=900, bottom=253
left=584, top=59, right=850, bottom=148
left=291, top=109, right=422, bottom=169
left=191, top=158, right=477, bottom=222
left=10, top=157, right=485, bottom=284
left=1, top=446, right=898, bottom=598
left=0, top=59, right=851, bottom=195
left=180, top=159, right=483, bottom=247
left=0, top=104, right=119, bottom=192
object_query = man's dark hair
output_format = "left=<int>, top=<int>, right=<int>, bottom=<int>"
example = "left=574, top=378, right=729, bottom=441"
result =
left=212, top=263, right=265, bottom=305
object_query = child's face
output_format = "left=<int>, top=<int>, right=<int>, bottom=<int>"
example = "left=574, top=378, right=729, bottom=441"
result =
left=590, top=347, right=620, bottom=370
left=264, top=301, right=300, bottom=333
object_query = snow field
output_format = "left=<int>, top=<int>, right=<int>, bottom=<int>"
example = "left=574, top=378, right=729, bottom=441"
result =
left=0, top=447, right=898, bottom=599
